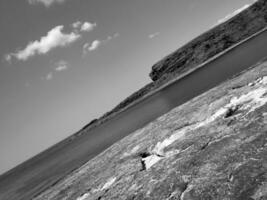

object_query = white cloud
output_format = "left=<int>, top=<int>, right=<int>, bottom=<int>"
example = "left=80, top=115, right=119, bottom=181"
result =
left=72, top=21, right=82, bottom=29
left=55, top=60, right=68, bottom=71
left=83, top=33, right=119, bottom=54
left=107, top=33, right=119, bottom=41
left=43, top=60, right=69, bottom=81
left=28, top=0, right=66, bottom=7
left=87, top=40, right=101, bottom=51
left=4, top=54, right=11, bottom=63
left=148, top=32, right=160, bottom=39
left=45, top=72, right=53, bottom=80
left=217, top=4, right=251, bottom=24
left=6, top=25, right=80, bottom=61
left=72, top=21, right=96, bottom=32
left=82, top=43, right=90, bottom=53
left=80, top=22, right=97, bottom=32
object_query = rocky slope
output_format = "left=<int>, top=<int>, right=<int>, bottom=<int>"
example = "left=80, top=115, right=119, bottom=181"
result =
left=33, top=60, right=267, bottom=200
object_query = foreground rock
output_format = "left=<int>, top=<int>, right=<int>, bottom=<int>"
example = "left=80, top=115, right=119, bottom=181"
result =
left=34, top=60, right=267, bottom=199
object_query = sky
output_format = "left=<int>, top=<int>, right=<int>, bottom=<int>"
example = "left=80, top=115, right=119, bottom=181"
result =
left=0, top=0, right=256, bottom=174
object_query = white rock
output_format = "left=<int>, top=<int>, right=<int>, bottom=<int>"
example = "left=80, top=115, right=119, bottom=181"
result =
left=76, top=193, right=90, bottom=200
left=142, top=154, right=163, bottom=169
left=101, top=177, right=116, bottom=190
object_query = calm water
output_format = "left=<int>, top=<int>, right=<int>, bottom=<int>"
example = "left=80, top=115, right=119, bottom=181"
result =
left=1, top=29, right=267, bottom=200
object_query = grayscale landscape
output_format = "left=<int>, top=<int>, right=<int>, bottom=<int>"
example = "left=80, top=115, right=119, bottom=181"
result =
left=0, top=0, right=266, bottom=199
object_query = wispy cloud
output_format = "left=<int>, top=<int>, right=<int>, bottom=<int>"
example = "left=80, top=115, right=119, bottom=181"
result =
left=43, top=60, right=69, bottom=80
left=107, top=33, right=119, bottom=41
left=4, top=20, right=98, bottom=62
left=4, top=54, right=12, bottom=63
left=148, top=32, right=160, bottom=39
left=28, top=0, right=67, bottom=7
left=72, top=21, right=82, bottom=29
left=45, top=72, right=53, bottom=80
left=72, top=21, right=97, bottom=32
left=83, top=33, right=119, bottom=54
left=216, top=4, right=251, bottom=24
left=81, top=22, right=97, bottom=32
left=55, top=60, right=68, bottom=71
left=5, top=25, right=80, bottom=62
left=86, top=40, right=101, bottom=52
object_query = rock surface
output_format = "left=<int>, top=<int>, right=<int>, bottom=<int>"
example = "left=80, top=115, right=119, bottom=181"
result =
left=33, top=60, right=267, bottom=200
left=150, top=0, right=267, bottom=82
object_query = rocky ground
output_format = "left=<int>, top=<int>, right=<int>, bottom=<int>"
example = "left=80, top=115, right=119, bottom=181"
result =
left=33, top=60, right=267, bottom=200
